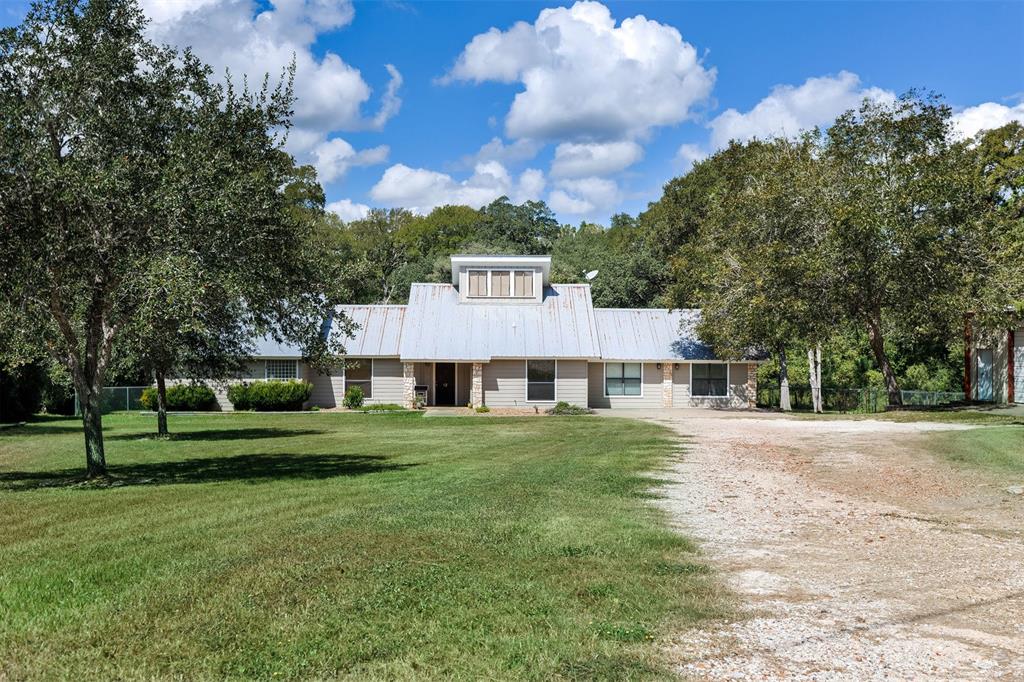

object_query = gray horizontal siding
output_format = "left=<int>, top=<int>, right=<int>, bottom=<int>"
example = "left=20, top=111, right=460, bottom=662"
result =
left=369, top=358, right=404, bottom=405
left=672, top=362, right=690, bottom=407
left=482, top=360, right=526, bottom=407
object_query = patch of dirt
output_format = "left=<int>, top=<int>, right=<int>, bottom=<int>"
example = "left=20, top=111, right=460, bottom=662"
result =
left=643, top=413, right=1024, bottom=681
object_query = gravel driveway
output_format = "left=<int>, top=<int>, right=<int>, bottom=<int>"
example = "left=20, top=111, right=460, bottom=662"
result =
left=618, top=410, right=1024, bottom=681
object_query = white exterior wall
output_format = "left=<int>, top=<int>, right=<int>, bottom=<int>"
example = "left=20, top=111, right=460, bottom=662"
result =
left=587, top=362, right=663, bottom=409
left=307, top=367, right=343, bottom=408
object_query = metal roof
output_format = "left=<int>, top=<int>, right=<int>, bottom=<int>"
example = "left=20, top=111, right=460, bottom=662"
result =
left=398, top=283, right=601, bottom=361
left=594, top=308, right=713, bottom=361
left=333, top=305, right=406, bottom=357
left=252, top=335, right=305, bottom=358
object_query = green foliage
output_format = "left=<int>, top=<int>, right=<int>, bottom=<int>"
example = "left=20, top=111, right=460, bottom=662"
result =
left=0, top=364, right=44, bottom=422
left=546, top=401, right=594, bottom=415
left=227, top=381, right=313, bottom=411
left=474, top=405, right=490, bottom=413
left=139, top=384, right=217, bottom=412
left=342, top=385, right=365, bottom=409
left=0, top=0, right=347, bottom=468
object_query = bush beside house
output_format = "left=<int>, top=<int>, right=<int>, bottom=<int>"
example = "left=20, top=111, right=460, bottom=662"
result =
left=140, top=384, right=217, bottom=412
left=343, top=385, right=364, bottom=409
left=227, top=380, right=313, bottom=411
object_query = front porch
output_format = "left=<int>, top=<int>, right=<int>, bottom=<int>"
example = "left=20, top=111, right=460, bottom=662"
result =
left=402, top=361, right=482, bottom=408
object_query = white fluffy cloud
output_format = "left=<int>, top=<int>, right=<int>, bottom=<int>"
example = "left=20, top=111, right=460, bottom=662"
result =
left=445, top=1, right=715, bottom=142
left=326, top=198, right=371, bottom=222
left=142, top=0, right=401, bottom=160
left=314, top=138, right=389, bottom=183
left=707, top=71, right=894, bottom=150
left=675, top=143, right=707, bottom=171
left=463, top=137, right=544, bottom=167
left=952, top=101, right=1024, bottom=139
left=551, top=141, right=643, bottom=178
left=369, top=162, right=545, bottom=214
left=547, top=176, right=619, bottom=215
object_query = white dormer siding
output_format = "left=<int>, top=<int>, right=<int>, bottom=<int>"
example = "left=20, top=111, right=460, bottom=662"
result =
left=450, top=255, right=549, bottom=304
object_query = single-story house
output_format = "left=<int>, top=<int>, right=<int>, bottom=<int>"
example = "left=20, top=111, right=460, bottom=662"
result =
left=966, top=314, right=1023, bottom=404
left=208, top=255, right=764, bottom=411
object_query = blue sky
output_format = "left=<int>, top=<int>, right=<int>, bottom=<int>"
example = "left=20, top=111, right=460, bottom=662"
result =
left=8, top=1, right=1024, bottom=224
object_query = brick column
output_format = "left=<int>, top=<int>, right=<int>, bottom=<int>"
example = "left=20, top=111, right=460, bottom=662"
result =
left=402, top=362, right=416, bottom=409
left=661, top=362, right=673, bottom=407
left=746, top=363, right=758, bottom=408
left=471, top=362, right=484, bottom=408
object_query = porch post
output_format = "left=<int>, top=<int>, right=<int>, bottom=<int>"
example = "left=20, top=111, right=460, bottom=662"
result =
left=661, top=363, right=673, bottom=408
left=746, top=363, right=758, bottom=408
left=402, top=362, right=416, bottom=409
left=471, top=362, right=484, bottom=408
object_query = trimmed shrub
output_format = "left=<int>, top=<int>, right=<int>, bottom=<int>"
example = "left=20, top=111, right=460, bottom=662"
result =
left=343, top=385, right=365, bottom=409
left=546, top=401, right=593, bottom=416
left=227, top=380, right=312, bottom=411
left=140, top=383, right=217, bottom=411
left=475, top=405, right=490, bottom=413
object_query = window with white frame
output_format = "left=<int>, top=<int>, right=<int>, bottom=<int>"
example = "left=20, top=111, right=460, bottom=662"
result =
left=491, top=270, right=511, bottom=297
left=526, top=360, right=555, bottom=401
left=265, top=359, right=298, bottom=381
left=345, top=359, right=372, bottom=399
left=513, top=270, right=534, bottom=297
left=466, top=269, right=536, bottom=298
left=468, top=270, right=488, bottom=297
left=605, top=362, right=641, bottom=396
left=692, top=363, right=727, bottom=396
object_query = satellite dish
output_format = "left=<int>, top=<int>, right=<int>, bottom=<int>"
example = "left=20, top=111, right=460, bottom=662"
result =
left=584, top=270, right=599, bottom=281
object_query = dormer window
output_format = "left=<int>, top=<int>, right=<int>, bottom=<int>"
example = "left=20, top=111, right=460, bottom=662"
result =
left=466, top=268, right=535, bottom=298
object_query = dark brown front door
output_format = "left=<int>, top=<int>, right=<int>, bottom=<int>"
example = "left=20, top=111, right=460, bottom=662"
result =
left=435, top=363, right=456, bottom=406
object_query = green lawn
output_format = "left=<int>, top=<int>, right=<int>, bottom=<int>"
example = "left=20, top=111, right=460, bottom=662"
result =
left=0, top=412, right=722, bottom=680
left=923, top=425, right=1024, bottom=474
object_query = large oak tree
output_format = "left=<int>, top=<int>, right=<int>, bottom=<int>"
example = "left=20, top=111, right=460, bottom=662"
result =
left=0, top=0, right=345, bottom=471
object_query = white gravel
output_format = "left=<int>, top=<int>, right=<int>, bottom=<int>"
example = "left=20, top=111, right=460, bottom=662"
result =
left=631, top=412, right=1024, bottom=681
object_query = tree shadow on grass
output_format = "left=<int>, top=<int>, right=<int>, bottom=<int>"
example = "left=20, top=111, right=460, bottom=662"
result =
left=0, top=453, right=419, bottom=491
left=106, top=428, right=327, bottom=442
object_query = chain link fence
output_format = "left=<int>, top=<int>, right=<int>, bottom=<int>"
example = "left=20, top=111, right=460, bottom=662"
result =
left=756, top=385, right=964, bottom=413
left=74, top=386, right=149, bottom=416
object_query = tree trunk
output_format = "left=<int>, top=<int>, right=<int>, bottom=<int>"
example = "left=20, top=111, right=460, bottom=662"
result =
left=155, top=369, right=169, bottom=436
left=865, top=313, right=902, bottom=407
left=778, top=345, right=792, bottom=411
left=815, top=343, right=823, bottom=413
left=80, top=387, right=107, bottom=478
left=808, top=344, right=823, bottom=413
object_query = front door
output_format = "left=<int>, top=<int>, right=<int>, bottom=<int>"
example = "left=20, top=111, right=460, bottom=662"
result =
left=435, top=363, right=456, bottom=406
left=976, top=349, right=993, bottom=401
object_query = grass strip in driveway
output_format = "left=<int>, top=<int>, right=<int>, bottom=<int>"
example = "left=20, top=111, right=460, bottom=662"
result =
left=0, top=412, right=722, bottom=680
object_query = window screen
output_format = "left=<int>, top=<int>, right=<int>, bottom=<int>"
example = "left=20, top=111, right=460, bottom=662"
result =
left=514, top=271, right=534, bottom=297
left=692, top=364, right=727, bottom=396
left=468, top=270, right=487, bottom=297
left=265, top=360, right=298, bottom=381
left=346, top=359, right=372, bottom=399
left=605, top=362, right=641, bottom=396
left=527, top=360, right=555, bottom=401
left=491, top=270, right=511, bottom=297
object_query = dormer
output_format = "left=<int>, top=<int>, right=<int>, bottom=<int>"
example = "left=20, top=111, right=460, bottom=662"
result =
left=450, top=254, right=550, bottom=304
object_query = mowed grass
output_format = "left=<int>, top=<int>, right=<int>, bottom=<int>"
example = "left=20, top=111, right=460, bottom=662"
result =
left=0, top=413, right=722, bottom=680
left=923, top=425, right=1024, bottom=474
